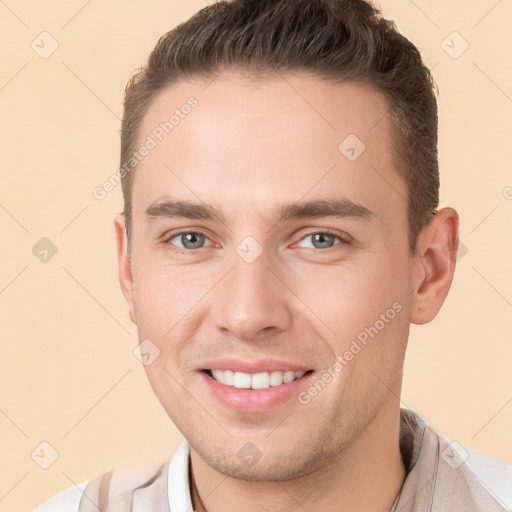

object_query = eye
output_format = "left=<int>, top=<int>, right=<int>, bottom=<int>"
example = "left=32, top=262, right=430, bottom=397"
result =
left=295, top=230, right=351, bottom=250
left=165, top=230, right=214, bottom=251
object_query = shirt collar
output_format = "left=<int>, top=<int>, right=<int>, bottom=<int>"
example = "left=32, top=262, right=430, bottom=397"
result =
left=394, top=408, right=440, bottom=510
left=168, top=440, right=194, bottom=511
left=167, top=407, right=437, bottom=512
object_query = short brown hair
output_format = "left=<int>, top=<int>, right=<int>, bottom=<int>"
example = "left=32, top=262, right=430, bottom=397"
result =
left=120, top=0, right=439, bottom=256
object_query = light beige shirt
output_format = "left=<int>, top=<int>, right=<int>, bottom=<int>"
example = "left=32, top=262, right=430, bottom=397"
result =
left=33, top=408, right=512, bottom=511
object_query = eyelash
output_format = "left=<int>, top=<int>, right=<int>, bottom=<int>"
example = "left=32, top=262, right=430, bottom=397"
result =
left=163, top=228, right=351, bottom=254
left=296, top=229, right=352, bottom=250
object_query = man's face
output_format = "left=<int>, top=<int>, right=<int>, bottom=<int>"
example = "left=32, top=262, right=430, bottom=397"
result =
left=118, top=72, right=417, bottom=480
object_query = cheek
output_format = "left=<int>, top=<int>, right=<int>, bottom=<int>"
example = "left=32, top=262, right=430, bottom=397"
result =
left=131, top=263, right=216, bottom=377
left=310, top=256, right=406, bottom=367
left=132, top=260, right=211, bottom=331
left=304, top=260, right=395, bottom=328
left=142, top=362, right=192, bottom=433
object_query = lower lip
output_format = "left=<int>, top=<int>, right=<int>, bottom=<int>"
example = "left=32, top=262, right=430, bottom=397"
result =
left=199, top=370, right=315, bottom=412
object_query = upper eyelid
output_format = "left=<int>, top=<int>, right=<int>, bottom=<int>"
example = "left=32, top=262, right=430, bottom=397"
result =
left=295, top=231, right=349, bottom=244
left=166, top=230, right=215, bottom=247
left=165, top=229, right=350, bottom=248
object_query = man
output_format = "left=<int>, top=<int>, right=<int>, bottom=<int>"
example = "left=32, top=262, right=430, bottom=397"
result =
left=33, top=0, right=512, bottom=510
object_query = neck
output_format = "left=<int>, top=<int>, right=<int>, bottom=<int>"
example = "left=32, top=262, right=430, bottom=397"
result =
left=190, top=401, right=406, bottom=512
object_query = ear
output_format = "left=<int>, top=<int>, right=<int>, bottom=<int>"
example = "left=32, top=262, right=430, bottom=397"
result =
left=113, top=212, right=137, bottom=324
left=410, top=207, right=460, bottom=325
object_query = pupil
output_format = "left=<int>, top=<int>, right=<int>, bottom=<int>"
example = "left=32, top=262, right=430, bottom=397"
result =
left=183, top=233, right=204, bottom=249
left=313, top=233, right=333, bottom=249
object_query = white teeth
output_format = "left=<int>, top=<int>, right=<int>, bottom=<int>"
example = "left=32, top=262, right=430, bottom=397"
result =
left=233, top=372, right=252, bottom=389
left=223, top=369, right=234, bottom=386
left=251, top=372, right=270, bottom=389
left=209, top=369, right=307, bottom=389
left=212, top=369, right=224, bottom=384
left=269, top=371, right=283, bottom=386
left=283, top=371, right=295, bottom=383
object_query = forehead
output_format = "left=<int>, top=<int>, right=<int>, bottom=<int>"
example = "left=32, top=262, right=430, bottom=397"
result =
left=132, top=71, right=406, bottom=227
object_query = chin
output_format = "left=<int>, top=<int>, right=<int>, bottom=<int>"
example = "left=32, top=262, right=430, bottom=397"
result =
left=189, top=431, right=333, bottom=482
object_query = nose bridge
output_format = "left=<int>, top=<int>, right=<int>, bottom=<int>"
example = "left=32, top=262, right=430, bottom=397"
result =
left=213, top=245, right=291, bottom=340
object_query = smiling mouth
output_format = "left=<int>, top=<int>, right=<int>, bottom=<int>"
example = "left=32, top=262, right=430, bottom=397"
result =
left=204, top=369, right=314, bottom=390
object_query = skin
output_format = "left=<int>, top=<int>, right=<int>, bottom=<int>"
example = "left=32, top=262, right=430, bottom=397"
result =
left=114, top=71, right=459, bottom=512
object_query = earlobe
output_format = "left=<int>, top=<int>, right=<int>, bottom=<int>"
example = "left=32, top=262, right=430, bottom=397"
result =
left=410, top=208, right=460, bottom=325
left=113, top=212, right=137, bottom=325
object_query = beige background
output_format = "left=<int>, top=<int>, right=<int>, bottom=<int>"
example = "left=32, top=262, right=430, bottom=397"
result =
left=1, top=1, right=511, bottom=510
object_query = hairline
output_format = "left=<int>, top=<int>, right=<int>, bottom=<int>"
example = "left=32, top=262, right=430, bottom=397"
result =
left=123, top=71, right=418, bottom=256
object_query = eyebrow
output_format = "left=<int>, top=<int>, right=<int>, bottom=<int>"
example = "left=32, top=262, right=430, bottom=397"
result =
left=144, top=197, right=376, bottom=224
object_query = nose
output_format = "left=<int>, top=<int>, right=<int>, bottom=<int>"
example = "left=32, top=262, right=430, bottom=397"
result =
left=212, top=249, right=293, bottom=341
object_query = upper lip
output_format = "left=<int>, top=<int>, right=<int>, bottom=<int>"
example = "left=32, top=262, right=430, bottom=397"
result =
left=200, top=357, right=313, bottom=374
